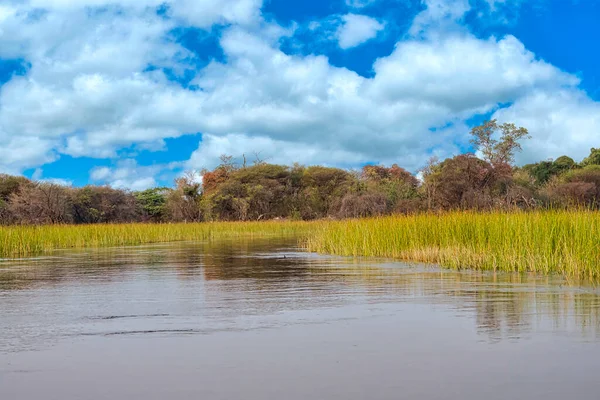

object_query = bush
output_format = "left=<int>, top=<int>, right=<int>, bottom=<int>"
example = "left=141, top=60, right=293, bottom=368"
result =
left=336, top=193, right=388, bottom=219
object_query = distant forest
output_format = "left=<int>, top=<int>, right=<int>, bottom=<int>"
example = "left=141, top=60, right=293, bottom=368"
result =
left=2, top=120, right=600, bottom=225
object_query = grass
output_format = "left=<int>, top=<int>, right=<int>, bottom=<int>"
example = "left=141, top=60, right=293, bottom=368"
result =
left=304, top=210, right=600, bottom=282
left=0, top=221, right=313, bottom=259
left=2, top=211, right=600, bottom=282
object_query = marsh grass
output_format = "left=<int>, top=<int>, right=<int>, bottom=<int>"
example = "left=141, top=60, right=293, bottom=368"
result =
left=0, top=221, right=313, bottom=259
left=304, top=211, right=600, bottom=282
left=2, top=211, right=599, bottom=282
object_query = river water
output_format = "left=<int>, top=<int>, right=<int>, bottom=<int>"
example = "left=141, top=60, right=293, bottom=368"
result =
left=1, top=238, right=599, bottom=399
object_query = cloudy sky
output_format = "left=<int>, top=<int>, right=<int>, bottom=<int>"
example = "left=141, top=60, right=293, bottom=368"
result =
left=0, top=0, right=599, bottom=189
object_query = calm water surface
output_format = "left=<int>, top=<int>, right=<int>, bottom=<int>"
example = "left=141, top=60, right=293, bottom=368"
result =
left=1, top=238, right=600, bottom=399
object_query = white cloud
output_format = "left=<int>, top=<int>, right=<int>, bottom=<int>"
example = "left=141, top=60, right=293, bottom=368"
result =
left=169, top=0, right=264, bottom=28
left=0, top=0, right=264, bottom=175
left=346, top=0, right=378, bottom=8
left=90, top=159, right=181, bottom=190
left=0, top=136, right=58, bottom=174
left=30, top=168, right=73, bottom=186
left=493, top=89, right=600, bottom=164
left=0, top=0, right=598, bottom=189
left=410, top=0, right=470, bottom=36
left=181, top=24, right=584, bottom=171
left=188, top=134, right=375, bottom=170
left=336, top=14, right=385, bottom=49
left=345, top=0, right=378, bottom=8
left=39, top=178, right=73, bottom=186
left=369, top=34, right=578, bottom=113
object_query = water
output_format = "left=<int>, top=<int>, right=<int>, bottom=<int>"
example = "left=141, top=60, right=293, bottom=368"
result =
left=1, top=238, right=599, bottom=400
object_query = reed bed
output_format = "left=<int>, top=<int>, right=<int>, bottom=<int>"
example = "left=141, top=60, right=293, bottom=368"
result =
left=304, top=211, right=600, bottom=282
left=0, top=221, right=313, bottom=259
left=2, top=211, right=599, bottom=281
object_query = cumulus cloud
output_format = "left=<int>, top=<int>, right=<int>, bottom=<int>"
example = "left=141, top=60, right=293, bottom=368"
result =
left=410, top=0, right=470, bottom=36
left=0, top=0, right=598, bottom=189
left=0, top=0, right=264, bottom=174
left=28, top=168, right=72, bottom=186
left=345, top=0, right=378, bottom=8
left=336, top=14, right=385, bottom=49
left=168, top=0, right=264, bottom=28
left=90, top=159, right=181, bottom=190
left=493, top=89, right=600, bottom=164
left=188, top=134, right=375, bottom=170
left=183, top=23, right=584, bottom=171
left=369, top=34, right=578, bottom=113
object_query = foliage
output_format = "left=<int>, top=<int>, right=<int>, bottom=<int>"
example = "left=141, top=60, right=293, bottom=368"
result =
left=522, top=155, right=577, bottom=185
left=582, top=148, right=600, bottom=166
left=1, top=120, right=600, bottom=225
left=70, top=186, right=139, bottom=224
left=421, top=154, right=501, bottom=209
left=135, top=188, right=169, bottom=221
left=166, top=172, right=203, bottom=222
left=8, top=183, right=72, bottom=224
left=470, top=119, right=530, bottom=165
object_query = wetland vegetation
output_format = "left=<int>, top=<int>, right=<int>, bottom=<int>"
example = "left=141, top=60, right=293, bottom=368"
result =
left=1, top=121, right=600, bottom=281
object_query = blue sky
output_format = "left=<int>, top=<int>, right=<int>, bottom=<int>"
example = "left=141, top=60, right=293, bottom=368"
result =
left=0, top=0, right=599, bottom=189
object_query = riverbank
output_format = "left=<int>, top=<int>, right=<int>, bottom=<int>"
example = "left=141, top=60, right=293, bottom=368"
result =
left=2, top=211, right=599, bottom=281
left=0, top=221, right=313, bottom=259
left=305, top=211, right=600, bottom=282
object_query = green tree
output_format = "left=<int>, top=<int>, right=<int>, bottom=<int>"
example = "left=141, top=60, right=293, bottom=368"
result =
left=470, top=120, right=530, bottom=165
left=582, top=148, right=600, bottom=166
left=135, top=188, right=169, bottom=221
left=522, top=156, right=577, bottom=186
left=554, top=156, right=576, bottom=170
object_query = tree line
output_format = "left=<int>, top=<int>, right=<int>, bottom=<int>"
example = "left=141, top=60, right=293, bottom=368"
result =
left=1, top=120, right=600, bottom=225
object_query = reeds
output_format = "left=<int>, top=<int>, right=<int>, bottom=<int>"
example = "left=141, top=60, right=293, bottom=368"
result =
left=0, top=221, right=313, bottom=259
left=2, top=211, right=599, bottom=281
left=304, top=211, right=600, bottom=282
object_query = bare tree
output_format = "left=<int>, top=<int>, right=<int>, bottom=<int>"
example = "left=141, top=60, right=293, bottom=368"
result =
left=8, top=183, right=72, bottom=224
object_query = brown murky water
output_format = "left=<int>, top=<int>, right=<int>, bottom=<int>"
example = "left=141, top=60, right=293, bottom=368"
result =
left=1, top=238, right=600, bottom=399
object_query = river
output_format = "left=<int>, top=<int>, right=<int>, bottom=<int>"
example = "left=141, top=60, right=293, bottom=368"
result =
left=1, top=238, right=599, bottom=399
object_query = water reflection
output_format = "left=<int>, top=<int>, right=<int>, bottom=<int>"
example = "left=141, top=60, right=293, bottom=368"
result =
left=1, top=238, right=599, bottom=353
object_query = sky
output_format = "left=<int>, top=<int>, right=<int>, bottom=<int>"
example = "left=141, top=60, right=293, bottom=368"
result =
left=0, top=0, right=599, bottom=189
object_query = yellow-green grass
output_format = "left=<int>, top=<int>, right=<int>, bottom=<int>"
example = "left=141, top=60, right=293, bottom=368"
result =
left=3, top=211, right=600, bottom=282
left=305, top=211, right=600, bottom=282
left=0, top=221, right=314, bottom=259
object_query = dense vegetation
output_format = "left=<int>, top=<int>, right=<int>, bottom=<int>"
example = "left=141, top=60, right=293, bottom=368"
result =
left=0, top=221, right=312, bottom=258
left=305, top=211, right=600, bottom=282
left=1, top=120, right=600, bottom=225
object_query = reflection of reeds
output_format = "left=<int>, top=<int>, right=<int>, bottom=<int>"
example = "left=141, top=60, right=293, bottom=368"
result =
left=3, top=211, right=600, bottom=282
left=0, top=221, right=312, bottom=258
left=305, top=211, right=600, bottom=282
left=1, top=238, right=598, bottom=341
left=303, top=262, right=600, bottom=340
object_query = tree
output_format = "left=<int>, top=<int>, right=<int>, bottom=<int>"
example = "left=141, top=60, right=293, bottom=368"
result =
left=0, top=174, right=31, bottom=223
left=419, top=156, right=440, bottom=210
left=8, top=183, right=73, bottom=224
left=582, top=148, right=600, bottom=166
left=422, top=154, right=501, bottom=210
left=554, top=156, right=576, bottom=170
left=135, top=188, right=169, bottom=221
left=470, top=120, right=530, bottom=165
left=361, top=164, right=419, bottom=211
left=522, top=156, right=577, bottom=186
left=70, top=186, right=140, bottom=224
left=166, top=171, right=203, bottom=222
left=300, top=166, right=356, bottom=219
